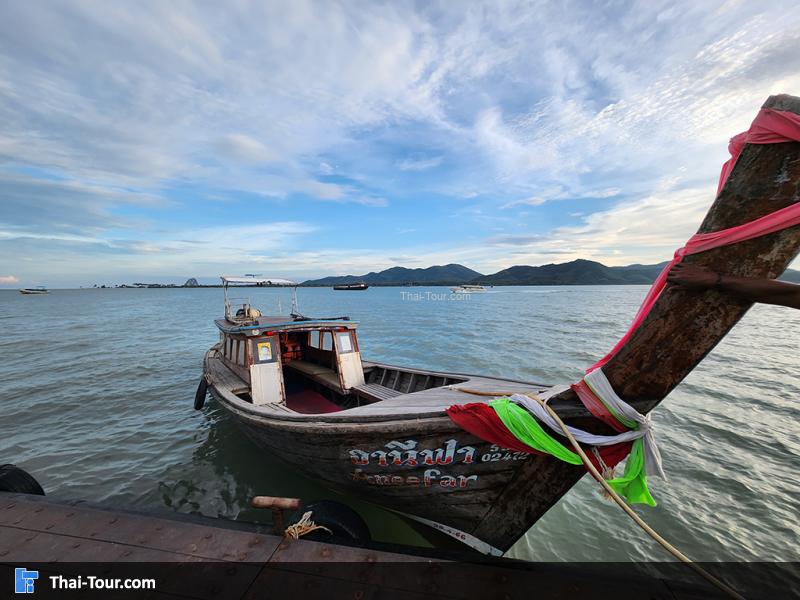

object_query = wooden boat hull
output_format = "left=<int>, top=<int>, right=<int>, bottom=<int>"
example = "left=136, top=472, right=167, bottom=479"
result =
left=205, top=358, right=589, bottom=555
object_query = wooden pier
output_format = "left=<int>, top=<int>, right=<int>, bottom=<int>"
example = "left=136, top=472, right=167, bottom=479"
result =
left=0, top=492, right=723, bottom=599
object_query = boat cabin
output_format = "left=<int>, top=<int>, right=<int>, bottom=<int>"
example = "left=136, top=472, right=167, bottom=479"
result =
left=215, top=276, right=366, bottom=414
left=214, top=276, right=473, bottom=415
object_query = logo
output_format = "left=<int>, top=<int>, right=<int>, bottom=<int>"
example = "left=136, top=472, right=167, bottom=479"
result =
left=14, top=568, right=38, bottom=594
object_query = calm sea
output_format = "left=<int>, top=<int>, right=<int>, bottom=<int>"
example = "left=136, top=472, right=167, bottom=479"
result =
left=1, top=286, right=798, bottom=565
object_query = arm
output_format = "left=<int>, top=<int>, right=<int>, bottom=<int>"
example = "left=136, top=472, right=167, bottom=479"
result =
left=667, top=263, right=800, bottom=309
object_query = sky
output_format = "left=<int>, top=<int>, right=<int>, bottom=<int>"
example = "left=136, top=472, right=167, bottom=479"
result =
left=1, top=0, right=799, bottom=287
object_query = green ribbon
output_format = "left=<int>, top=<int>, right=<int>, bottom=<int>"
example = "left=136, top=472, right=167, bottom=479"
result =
left=490, top=398, right=655, bottom=506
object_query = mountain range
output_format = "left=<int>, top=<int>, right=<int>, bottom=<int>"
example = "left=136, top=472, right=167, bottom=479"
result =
left=302, top=259, right=800, bottom=286
left=303, top=263, right=482, bottom=286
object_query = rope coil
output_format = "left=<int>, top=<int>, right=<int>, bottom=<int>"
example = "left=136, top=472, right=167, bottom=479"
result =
left=284, top=511, right=332, bottom=540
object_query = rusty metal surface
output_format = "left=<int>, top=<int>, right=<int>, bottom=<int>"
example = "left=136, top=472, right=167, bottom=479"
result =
left=0, top=494, right=281, bottom=562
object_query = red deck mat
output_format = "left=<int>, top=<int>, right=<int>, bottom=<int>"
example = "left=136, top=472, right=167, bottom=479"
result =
left=286, top=389, right=343, bottom=414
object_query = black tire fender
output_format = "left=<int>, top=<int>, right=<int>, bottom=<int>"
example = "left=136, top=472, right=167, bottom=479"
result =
left=194, top=377, right=208, bottom=410
left=0, top=464, right=45, bottom=495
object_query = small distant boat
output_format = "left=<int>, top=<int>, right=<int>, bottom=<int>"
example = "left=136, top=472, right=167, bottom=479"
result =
left=450, top=284, right=486, bottom=293
left=19, top=286, right=49, bottom=295
left=333, top=282, right=369, bottom=291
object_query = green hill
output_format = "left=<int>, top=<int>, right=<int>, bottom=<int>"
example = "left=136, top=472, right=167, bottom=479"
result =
left=302, top=259, right=800, bottom=287
left=302, top=263, right=483, bottom=286
left=474, top=259, right=668, bottom=285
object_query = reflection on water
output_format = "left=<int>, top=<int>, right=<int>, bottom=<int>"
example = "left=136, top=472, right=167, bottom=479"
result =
left=0, top=286, right=798, bottom=565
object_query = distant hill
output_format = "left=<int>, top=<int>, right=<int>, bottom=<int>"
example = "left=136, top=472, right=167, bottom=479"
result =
left=474, top=259, right=669, bottom=286
left=302, top=259, right=800, bottom=287
left=302, top=264, right=483, bottom=286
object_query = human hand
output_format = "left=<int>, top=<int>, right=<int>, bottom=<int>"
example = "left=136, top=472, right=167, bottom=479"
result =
left=666, top=263, right=721, bottom=290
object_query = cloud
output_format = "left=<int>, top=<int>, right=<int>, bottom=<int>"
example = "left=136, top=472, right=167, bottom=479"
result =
left=0, top=275, right=19, bottom=285
left=500, top=196, right=547, bottom=209
left=0, top=220, right=318, bottom=286
left=215, top=134, right=276, bottom=164
left=479, top=184, right=716, bottom=270
left=500, top=187, right=621, bottom=209
left=396, top=156, right=443, bottom=171
left=0, top=170, right=162, bottom=236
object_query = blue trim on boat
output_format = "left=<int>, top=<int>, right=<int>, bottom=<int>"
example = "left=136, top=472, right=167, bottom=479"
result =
left=215, top=319, right=359, bottom=334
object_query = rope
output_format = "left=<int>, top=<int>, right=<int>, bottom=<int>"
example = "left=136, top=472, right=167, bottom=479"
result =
left=522, top=392, right=746, bottom=600
left=284, top=511, right=332, bottom=540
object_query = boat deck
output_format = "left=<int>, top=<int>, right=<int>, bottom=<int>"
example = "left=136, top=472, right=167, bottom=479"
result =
left=207, top=351, right=558, bottom=422
left=0, top=492, right=721, bottom=599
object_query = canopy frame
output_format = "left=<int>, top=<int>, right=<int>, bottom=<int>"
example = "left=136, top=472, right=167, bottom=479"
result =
left=221, top=275, right=300, bottom=320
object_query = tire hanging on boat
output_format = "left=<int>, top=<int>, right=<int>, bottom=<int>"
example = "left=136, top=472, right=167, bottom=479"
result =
left=0, top=464, right=45, bottom=495
left=289, top=500, right=371, bottom=542
left=194, top=377, right=208, bottom=410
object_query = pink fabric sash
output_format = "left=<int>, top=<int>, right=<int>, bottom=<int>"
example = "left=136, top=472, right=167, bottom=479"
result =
left=589, top=107, right=800, bottom=373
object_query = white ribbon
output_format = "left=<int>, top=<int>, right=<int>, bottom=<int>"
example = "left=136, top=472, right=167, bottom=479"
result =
left=506, top=366, right=665, bottom=479
left=583, top=368, right=665, bottom=478
left=508, top=394, right=648, bottom=447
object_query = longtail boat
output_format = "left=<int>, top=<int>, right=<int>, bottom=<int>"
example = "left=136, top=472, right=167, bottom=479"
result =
left=196, top=95, right=800, bottom=556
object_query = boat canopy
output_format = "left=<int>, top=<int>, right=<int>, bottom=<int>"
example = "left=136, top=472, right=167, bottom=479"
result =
left=221, top=276, right=297, bottom=286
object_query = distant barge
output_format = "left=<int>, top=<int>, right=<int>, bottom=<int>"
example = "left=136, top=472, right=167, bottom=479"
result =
left=333, top=282, right=369, bottom=290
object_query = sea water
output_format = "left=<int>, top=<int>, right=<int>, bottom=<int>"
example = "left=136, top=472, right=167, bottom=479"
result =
left=0, top=286, right=797, bottom=564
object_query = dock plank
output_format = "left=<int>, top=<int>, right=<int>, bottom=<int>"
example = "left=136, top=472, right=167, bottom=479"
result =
left=0, top=493, right=725, bottom=600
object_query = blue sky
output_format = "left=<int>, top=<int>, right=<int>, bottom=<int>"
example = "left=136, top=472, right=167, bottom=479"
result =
left=1, top=0, right=799, bottom=287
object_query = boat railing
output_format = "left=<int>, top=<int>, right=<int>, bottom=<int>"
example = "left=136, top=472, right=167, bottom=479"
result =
left=224, top=296, right=259, bottom=323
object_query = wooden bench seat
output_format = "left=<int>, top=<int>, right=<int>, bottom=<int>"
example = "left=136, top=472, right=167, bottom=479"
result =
left=353, top=383, right=404, bottom=403
left=285, top=360, right=342, bottom=391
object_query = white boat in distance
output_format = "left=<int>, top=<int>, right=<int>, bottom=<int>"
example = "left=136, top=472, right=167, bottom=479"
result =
left=450, top=284, right=487, bottom=293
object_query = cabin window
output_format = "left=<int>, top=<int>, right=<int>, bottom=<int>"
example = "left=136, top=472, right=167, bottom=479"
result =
left=308, top=330, right=321, bottom=348
left=237, top=339, right=245, bottom=364
left=225, top=337, right=232, bottom=359
left=336, top=331, right=354, bottom=354
left=321, top=331, right=333, bottom=351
